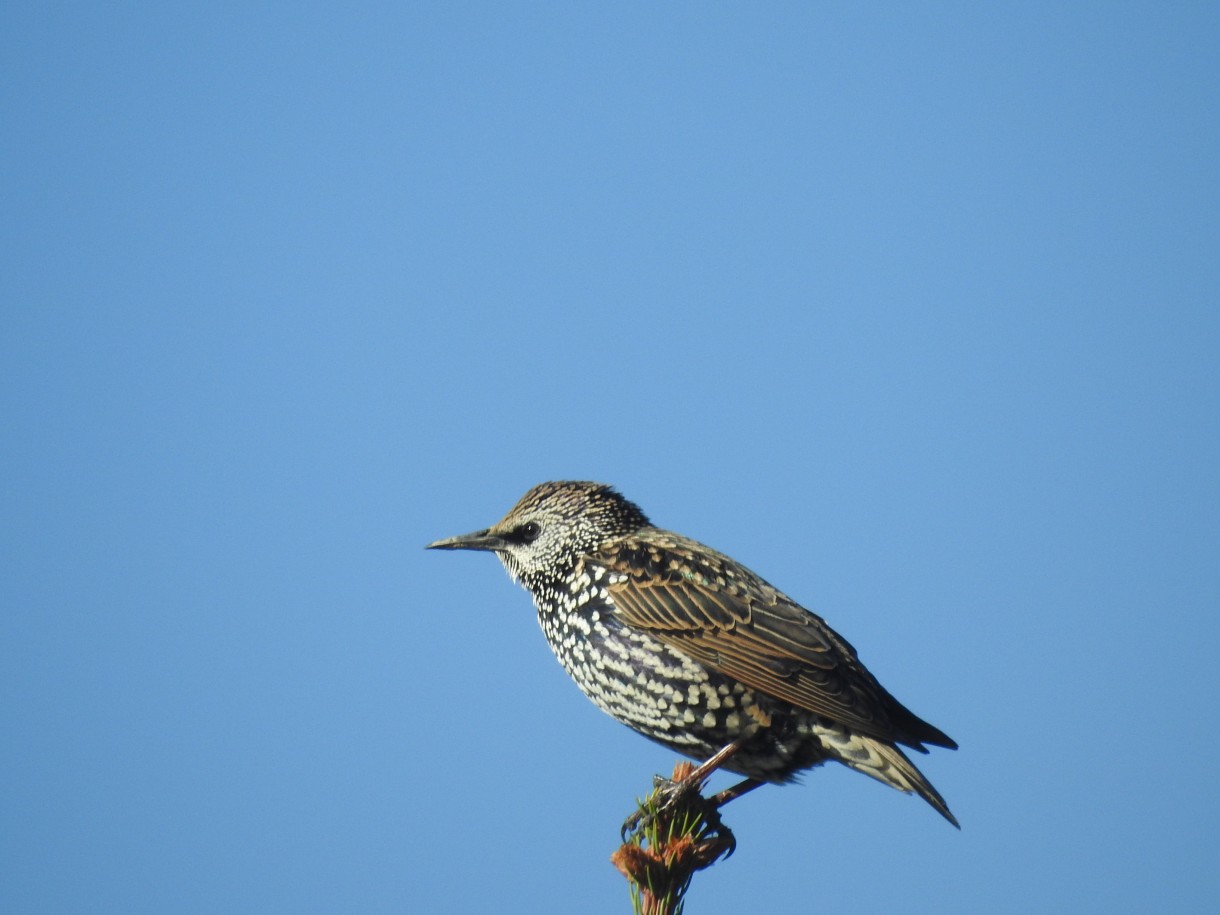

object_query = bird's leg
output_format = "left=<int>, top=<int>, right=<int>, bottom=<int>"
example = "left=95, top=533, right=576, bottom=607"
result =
left=644, top=738, right=749, bottom=807
left=711, top=777, right=764, bottom=808
left=662, top=738, right=748, bottom=798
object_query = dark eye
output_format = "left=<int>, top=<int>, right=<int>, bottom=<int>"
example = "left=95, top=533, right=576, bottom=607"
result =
left=518, top=521, right=542, bottom=543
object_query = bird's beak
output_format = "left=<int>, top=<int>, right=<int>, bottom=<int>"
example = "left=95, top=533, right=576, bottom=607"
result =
left=426, top=528, right=505, bottom=552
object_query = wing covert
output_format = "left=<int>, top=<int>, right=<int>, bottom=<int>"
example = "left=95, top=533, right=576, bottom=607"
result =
left=592, top=532, right=936, bottom=748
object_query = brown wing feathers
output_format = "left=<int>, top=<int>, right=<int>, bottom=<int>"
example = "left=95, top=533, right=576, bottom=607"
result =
left=598, top=534, right=955, bottom=752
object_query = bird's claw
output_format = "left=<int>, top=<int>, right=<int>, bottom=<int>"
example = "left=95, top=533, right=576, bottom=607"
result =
left=620, top=771, right=737, bottom=866
left=620, top=773, right=699, bottom=840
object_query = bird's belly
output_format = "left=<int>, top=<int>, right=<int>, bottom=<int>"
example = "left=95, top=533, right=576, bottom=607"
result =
left=539, top=605, right=767, bottom=750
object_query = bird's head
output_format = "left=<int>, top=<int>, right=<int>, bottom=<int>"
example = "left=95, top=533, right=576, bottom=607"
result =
left=427, top=481, right=651, bottom=587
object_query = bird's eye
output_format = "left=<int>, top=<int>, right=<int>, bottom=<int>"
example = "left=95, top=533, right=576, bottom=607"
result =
left=519, top=521, right=542, bottom=543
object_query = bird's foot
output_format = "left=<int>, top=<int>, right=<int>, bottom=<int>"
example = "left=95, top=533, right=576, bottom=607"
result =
left=620, top=772, right=699, bottom=840
left=618, top=761, right=737, bottom=861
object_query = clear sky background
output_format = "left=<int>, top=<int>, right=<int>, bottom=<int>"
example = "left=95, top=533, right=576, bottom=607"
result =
left=3, top=4, right=1218, bottom=913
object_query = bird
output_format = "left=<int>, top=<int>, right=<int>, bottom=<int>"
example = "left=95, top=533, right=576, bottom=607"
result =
left=427, top=481, right=958, bottom=827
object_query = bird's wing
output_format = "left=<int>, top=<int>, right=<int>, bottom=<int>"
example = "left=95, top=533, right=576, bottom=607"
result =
left=592, top=532, right=938, bottom=748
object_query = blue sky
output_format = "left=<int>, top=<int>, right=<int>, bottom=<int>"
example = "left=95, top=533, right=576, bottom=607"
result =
left=3, top=3, right=1218, bottom=912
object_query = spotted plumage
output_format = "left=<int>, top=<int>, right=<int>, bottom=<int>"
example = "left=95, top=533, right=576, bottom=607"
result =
left=427, top=481, right=958, bottom=826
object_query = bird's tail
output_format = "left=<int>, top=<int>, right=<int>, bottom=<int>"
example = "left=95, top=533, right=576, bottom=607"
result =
left=817, top=724, right=959, bottom=827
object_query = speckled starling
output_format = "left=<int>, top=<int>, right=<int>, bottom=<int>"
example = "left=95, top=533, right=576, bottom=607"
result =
left=427, top=481, right=958, bottom=827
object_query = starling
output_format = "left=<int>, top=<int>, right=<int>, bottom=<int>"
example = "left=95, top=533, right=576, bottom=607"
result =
left=427, top=481, right=958, bottom=827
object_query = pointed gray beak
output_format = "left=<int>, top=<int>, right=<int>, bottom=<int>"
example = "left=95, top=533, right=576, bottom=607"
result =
left=426, top=528, right=506, bottom=552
